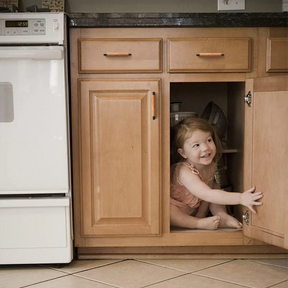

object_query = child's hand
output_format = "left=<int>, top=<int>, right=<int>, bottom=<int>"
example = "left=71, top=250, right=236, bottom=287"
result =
left=241, top=186, right=263, bottom=213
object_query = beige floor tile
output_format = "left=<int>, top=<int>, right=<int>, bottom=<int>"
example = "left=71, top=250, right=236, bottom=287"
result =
left=75, top=259, right=186, bottom=288
left=45, top=259, right=122, bottom=274
left=25, top=274, right=115, bottom=288
left=270, top=280, right=288, bottom=288
left=194, top=259, right=288, bottom=288
left=140, top=259, right=231, bottom=272
left=252, top=258, right=288, bottom=269
left=147, top=274, right=248, bottom=288
left=0, top=265, right=67, bottom=288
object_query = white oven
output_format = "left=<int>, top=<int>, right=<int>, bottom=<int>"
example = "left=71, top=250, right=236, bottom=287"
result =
left=0, top=13, right=73, bottom=264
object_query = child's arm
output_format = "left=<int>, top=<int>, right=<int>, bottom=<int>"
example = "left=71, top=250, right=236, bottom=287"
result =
left=178, top=165, right=263, bottom=213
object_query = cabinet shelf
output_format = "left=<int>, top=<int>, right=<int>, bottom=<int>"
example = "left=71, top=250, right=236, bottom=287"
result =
left=223, top=149, right=240, bottom=154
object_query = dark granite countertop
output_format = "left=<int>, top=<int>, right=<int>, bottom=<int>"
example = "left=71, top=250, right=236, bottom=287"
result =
left=68, top=12, right=288, bottom=28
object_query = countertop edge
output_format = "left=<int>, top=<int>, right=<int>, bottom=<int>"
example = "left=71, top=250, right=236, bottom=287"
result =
left=68, top=12, right=288, bottom=28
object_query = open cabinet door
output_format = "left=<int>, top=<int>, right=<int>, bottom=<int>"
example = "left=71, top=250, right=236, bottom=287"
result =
left=243, top=75, right=288, bottom=249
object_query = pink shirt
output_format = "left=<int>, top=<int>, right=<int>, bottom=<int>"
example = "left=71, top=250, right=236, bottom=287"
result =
left=170, top=162, right=215, bottom=209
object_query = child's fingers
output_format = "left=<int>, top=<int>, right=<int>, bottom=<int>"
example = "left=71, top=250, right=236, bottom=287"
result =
left=252, top=191, right=262, bottom=196
left=252, top=194, right=263, bottom=200
left=252, top=201, right=262, bottom=206
left=247, top=186, right=255, bottom=192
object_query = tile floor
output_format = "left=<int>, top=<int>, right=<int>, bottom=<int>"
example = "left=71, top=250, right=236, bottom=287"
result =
left=0, top=257, right=288, bottom=288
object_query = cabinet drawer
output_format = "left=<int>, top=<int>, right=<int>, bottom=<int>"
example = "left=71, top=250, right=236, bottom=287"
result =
left=168, top=38, right=251, bottom=72
left=79, top=38, right=162, bottom=73
left=266, top=38, right=288, bottom=72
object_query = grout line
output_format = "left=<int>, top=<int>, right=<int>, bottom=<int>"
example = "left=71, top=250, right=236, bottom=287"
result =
left=135, top=258, right=234, bottom=273
left=43, top=259, right=125, bottom=275
left=11, top=258, right=287, bottom=288
left=39, top=264, right=71, bottom=275
left=140, top=273, right=191, bottom=288
left=266, top=279, right=288, bottom=288
left=250, top=259, right=288, bottom=270
left=19, top=274, right=72, bottom=288
left=139, top=272, right=253, bottom=288
left=135, top=258, right=188, bottom=272
left=73, top=272, right=190, bottom=288
left=189, top=273, right=254, bottom=288
left=59, top=259, right=189, bottom=288
left=71, top=273, right=123, bottom=288
left=185, top=259, right=235, bottom=273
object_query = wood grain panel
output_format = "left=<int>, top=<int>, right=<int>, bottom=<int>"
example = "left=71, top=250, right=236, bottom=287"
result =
left=243, top=75, right=288, bottom=249
left=168, top=38, right=251, bottom=72
left=79, top=38, right=162, bottom=73
left=79, top=79, right=161, bottom=236
left=266, top=38, right=288, bottom=72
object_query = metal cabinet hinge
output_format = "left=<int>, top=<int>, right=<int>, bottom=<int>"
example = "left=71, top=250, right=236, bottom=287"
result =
left=244, top=91, right=252, bottom=107
left=242, top=210, right=250, bottom=225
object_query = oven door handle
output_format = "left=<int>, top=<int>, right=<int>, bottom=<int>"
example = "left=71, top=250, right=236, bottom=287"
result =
left=0, top=197, right=70, bottom=208
left=0, top=48, right=63, bottom=60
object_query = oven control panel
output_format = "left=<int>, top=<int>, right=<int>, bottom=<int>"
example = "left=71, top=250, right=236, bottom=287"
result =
left=0, top=13, right=65, bottom=45
left=0, top=19, right=46, bottom=36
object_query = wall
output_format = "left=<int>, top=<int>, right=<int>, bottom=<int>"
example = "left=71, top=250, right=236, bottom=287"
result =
left=65, top=0, right=283, bottom=13
left=283, top=0, right=288, bottom=11
left=20, top=0, right=284, bottom=13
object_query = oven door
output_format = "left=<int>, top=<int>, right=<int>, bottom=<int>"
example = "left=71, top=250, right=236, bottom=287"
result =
left=0, top=46, right=70, bottom=195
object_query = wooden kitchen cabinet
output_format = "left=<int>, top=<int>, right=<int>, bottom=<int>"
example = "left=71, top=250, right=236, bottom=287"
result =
left=78, top=38, right=162, bottom=73
left=78, top=78, right=161, bottom=237
left=69, top=27, right=287, bottom=257
left=257, top=28, right=288, bottom=77
left=243, top=75, right=288, bottom=249
left=266, top=38, right=288, bottom=72
left=168, top=37, right=251, bottom=72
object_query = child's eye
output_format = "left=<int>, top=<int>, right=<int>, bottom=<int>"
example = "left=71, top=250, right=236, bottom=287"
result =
left=207, top=138, right=212, bottom=143
left=192, top=144, right=199, bottom=148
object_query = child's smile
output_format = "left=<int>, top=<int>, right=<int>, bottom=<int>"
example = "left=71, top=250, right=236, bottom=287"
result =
left=200, top=152, right=212, bottom=158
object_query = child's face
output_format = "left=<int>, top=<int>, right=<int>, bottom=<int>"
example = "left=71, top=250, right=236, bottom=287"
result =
left=177, top=129, right=216, bottom=167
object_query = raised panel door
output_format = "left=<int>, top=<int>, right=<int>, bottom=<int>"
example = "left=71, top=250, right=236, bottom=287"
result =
left=78, top=79, right=161, bottom=236
left=266, top=38, right=288, bottom=72
left=243, top=75, right=288, bottom=249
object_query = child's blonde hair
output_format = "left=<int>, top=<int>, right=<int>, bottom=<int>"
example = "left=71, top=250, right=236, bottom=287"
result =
left=171, top=117, right=222, bottom=164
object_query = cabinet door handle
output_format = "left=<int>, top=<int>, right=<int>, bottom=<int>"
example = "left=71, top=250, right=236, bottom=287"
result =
left=103, top=53, right=132, bottom=57
left=196, top=53, right=224, bottom=57
left=152, top=92, right=156, bottom=120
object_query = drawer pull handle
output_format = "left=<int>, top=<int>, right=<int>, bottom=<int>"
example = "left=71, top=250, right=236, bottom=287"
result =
left=196, top=53, right=225, bottom=57
left=103, top=53, right=132, bottom=57
left=152, top=92, right=156, bottom=120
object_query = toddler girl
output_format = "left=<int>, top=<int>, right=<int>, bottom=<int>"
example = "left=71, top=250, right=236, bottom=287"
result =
left=170, top=117, right=263, bottom=230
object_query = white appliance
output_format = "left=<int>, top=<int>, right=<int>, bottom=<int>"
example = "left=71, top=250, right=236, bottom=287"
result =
left=0, top=13, right=73, bottom=264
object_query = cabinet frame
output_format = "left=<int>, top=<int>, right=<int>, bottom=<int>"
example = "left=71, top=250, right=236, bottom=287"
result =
left=69, top=27, right=288, bottom=256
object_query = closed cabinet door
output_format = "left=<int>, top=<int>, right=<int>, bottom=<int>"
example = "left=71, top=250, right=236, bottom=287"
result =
left=243, top=75, right=288, bottom=249
left=78, top=79, right=161, bottom=237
